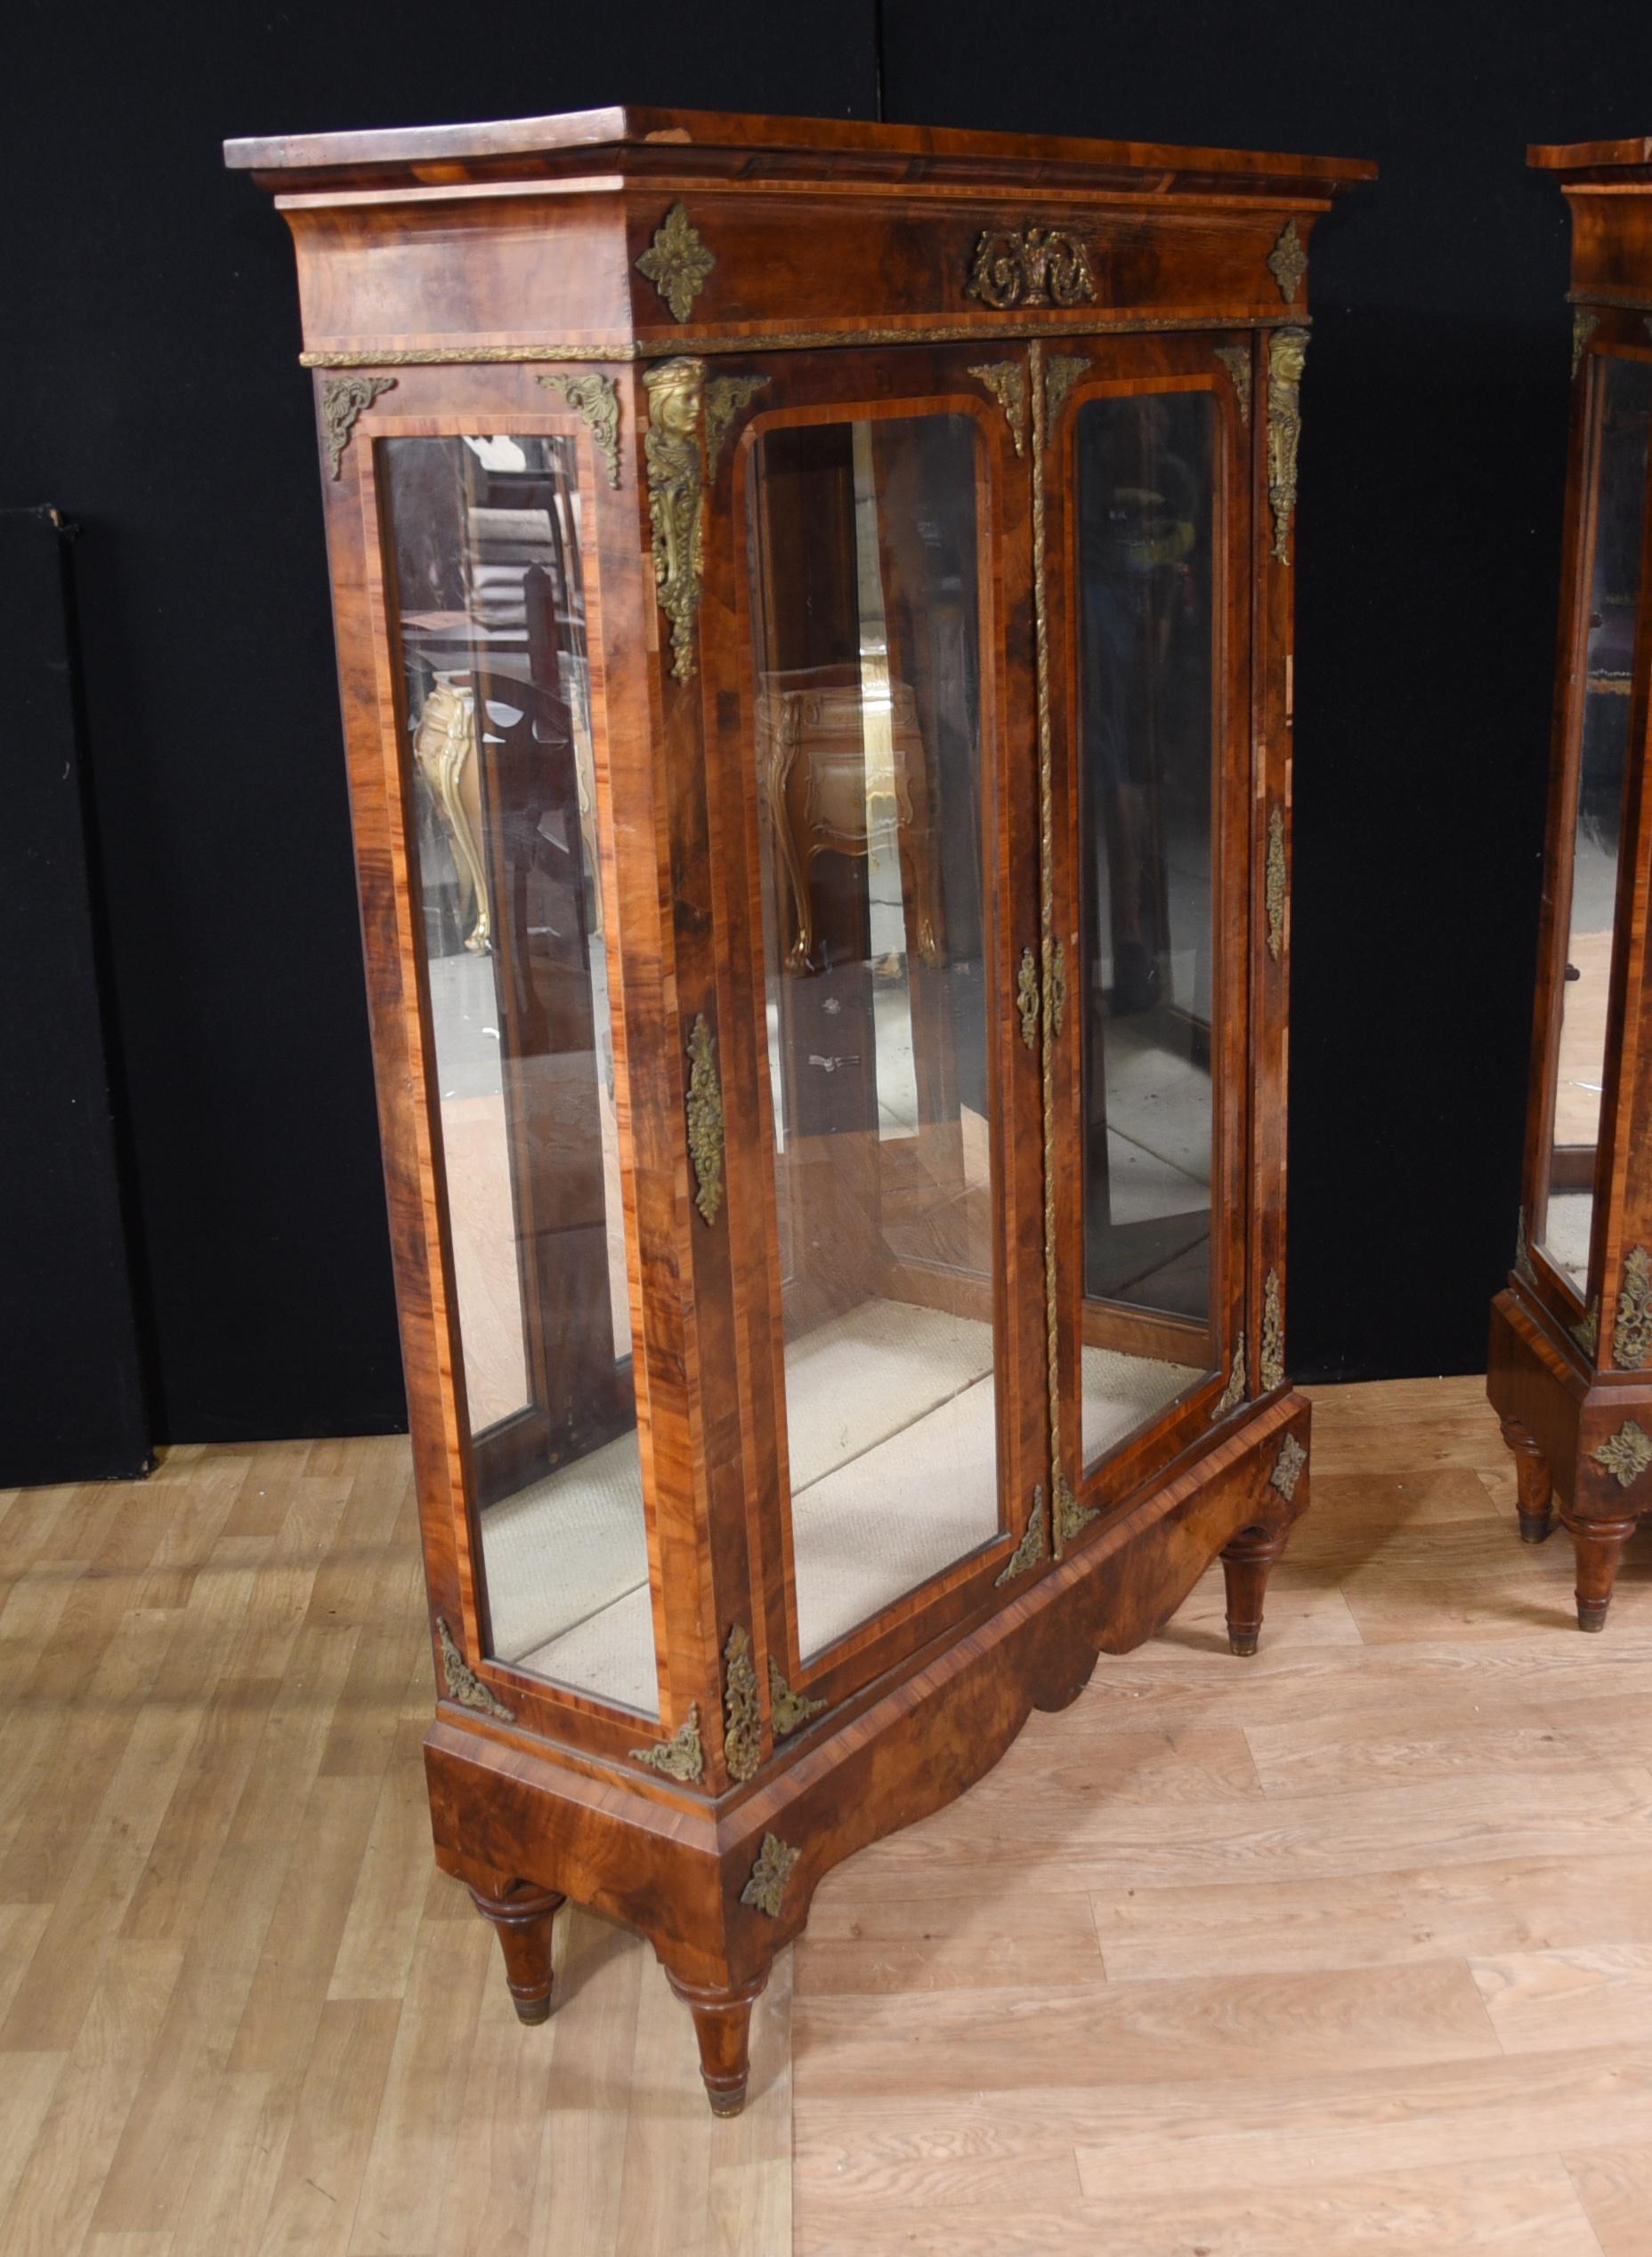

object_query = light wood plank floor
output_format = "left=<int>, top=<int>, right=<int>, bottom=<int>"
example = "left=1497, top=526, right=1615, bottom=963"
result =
left=3, top=1379, right=1650, bottom=2254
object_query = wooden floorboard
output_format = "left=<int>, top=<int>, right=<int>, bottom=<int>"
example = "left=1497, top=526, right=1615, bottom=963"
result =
left=792, top=1375, right=1652, bottom=2254
left=2, top=1375, right=1648, bottom=2251
left=0, top=1437, right=790, bottom=2257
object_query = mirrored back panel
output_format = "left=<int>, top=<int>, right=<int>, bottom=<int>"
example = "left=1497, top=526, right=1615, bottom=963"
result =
left=1539, top=356, right=1652, bottom=1293
left=379, top=432, right=659, bottom=1718
left=745, top=409, right=1004, bottom=1662
left=1073, top=388, right=1218, bottom=1468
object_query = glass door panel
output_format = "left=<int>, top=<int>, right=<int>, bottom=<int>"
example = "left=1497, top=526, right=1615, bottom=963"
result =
left=1073, top=388, right=1219, bottom=1470
left=1537, top=356, right=1652, bottom=1291
left=378, top=433, right=658, bottom=1717
left=745, top=409, right=1002, bottom=1661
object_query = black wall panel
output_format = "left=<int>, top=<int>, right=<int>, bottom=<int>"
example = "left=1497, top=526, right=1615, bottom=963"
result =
left=0, top=508, right=150, bottom=1483
left=8, top=2, right=1652, bottom=1441
left=885, top=0, right=1652, bottom=1379
left=1, top=7, right=875, bottom=1441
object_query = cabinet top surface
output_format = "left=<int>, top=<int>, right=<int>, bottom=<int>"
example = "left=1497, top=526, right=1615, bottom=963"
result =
left=1531, top=136, right=1652, bottom=179
left=223, top=103, right=1373, bottom=196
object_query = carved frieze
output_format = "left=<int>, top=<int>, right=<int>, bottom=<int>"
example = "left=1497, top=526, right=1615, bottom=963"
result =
left=967, top=227, right=1097, bottom=311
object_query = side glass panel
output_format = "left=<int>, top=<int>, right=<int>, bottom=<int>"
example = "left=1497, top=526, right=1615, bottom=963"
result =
left=1074, top=390, right=1218, bottom=1470
left=747, top=411, right=1000, bottom=1662
left=379, top=433, right=658, bottom=1717
left=1539, top=358, right=1652, bottom=1292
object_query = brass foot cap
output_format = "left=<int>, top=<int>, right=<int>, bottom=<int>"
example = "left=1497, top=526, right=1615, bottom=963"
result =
left=706, top=2084, right=748, bottom=2118
left=1228, top=1630, right=1259, bottom=1658
left=511, top=1994, right=554, bottom=2026
left=1518, top=1512, right=1553, bottom=1544
left=1577, top=1609, right=1608, bottom=1634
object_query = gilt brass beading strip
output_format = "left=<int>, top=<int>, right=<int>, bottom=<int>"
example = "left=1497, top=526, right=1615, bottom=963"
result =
left=1028, top=340, right=1069, bottom=1554
left=297, top=311, right=1307, bottom=369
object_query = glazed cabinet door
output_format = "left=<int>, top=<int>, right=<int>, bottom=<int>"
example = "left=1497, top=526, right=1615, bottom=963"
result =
left=335, top=388, right=681, bottom=1755
left=1040, top=333, right=1257, bottom=1531
left=701, top=346, right=1046, bottom=1711
left=1524, top=336, right=1652, bottom=1338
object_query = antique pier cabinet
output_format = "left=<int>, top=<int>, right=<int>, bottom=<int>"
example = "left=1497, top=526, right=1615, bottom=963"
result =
left=1492, top=139, right=1652, bottom=1630
left=226, top=109, right=1371, bottom=2111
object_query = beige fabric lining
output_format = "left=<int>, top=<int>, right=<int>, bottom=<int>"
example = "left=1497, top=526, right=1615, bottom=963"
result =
left=479, top=1298, right=1200, bottom=1711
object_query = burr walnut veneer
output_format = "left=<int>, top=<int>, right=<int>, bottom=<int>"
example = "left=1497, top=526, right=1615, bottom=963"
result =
left=226, top=107, right=1371, bottom=2113
left=1492, top=140, right=1652, bottom=1630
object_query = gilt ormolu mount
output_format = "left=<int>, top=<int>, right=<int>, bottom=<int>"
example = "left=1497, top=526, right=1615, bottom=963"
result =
left=225, top=105, right=1372, bottom=2114
left=1492, top=139, right=1652, bottom=1631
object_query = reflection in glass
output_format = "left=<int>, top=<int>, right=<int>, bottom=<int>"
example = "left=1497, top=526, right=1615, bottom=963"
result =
left=381, top=433, right=657, bottom=1715
left=1540, top=359, right=1652, bottom=1291
left=1075, top=391, right=1217, bottom=1468
left=749, top=412, right=1000, bottom=1660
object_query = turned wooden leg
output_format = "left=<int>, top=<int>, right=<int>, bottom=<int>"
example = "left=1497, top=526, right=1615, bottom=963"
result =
left=664, top=1967, right=769, bottom=2117
left=1220, top=1522, right=1289, bottom=1657
left=1561, top=1512, right=1639, bottom=1633
left=1500, top=1417, right=1554, bottom=1543
left=467, top=1881, right=565, bottom=2024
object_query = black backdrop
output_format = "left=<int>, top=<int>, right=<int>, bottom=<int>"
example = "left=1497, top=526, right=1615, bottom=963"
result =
left=6, top=1, right=1648, bottom=1442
